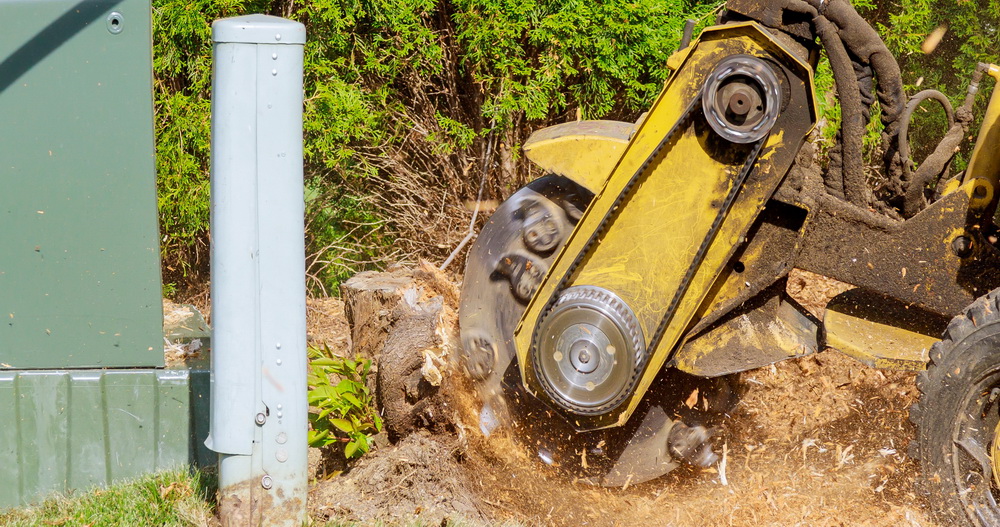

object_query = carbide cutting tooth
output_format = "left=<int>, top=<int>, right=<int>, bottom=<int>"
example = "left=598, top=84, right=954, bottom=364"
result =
left=520, top=198, right=562, bottom=254
left=494, top=253, right=546, bottom=302
left=462, top=332, right=497, bottom=380
left=667, top=422, right=719, bottom=467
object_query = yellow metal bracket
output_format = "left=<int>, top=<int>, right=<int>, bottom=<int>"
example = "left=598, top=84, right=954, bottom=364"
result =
left=965, top=64, right=1000, bottom=189
left=824, top=289, right=942, bottom=371
left=522, top=120, right=636, bottom=194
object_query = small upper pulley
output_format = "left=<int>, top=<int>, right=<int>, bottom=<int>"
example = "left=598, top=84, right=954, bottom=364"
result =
left=702, top=54, right=781, bottom=144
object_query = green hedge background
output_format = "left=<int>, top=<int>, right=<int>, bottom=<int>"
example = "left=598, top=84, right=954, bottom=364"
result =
left=153, top=0, right=1000, bottom=298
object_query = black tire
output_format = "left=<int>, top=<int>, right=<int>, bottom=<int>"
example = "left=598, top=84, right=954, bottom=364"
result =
left=912, top=288, right=1000, bottom=525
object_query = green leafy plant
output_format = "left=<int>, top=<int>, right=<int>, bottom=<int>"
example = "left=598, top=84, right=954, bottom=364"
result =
left=153, top=0, right=256, bottom=294
left=152, top=0, right=726, bottom=296
left=307, top=345, right=383, bottom=459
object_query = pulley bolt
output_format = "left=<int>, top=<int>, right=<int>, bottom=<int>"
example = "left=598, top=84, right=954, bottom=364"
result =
left=255, top=412, right=266, bottom=425
left=952, top=236, right=974, bottom=258
left=578, top=350, right=591, bottom=364
left=261, top=475, right=273, bottom=489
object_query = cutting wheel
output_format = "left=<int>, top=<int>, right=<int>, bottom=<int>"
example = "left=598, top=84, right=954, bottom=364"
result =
left=459, top=175, right=700, bottom=486
left=459, top=175, right=590, bottom=413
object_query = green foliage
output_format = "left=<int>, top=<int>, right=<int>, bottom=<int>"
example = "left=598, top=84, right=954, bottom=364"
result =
left=856, top=0, right=1000, bottom=167
left=453, top=0, right=721, bottom=122
left=152, top=0, right=726, bottom=296
left=306, top=187, right=396, bottom=295
left=0, top=469, right=216, bottom=526
left=813, top=54, right=840, bottom=142
left=150, top=0, right=999, bottom=294
left=307, top=345, right=383, bottom=459
left=294, top=0, right=727, bottom=291
left=152, top=0, right=264, bottom=293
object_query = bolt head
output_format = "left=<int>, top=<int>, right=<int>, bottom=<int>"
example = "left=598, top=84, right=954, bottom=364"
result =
left=728, top=90, right=752, bottom=116
left=952, top=236, right=974, bottom=258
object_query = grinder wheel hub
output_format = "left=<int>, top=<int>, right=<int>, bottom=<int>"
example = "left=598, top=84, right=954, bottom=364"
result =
left=533, top=286, right=645, bottom=415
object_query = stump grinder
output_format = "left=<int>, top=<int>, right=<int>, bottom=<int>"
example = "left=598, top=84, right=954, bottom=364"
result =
left=458, top=0, right=1000, bottom=524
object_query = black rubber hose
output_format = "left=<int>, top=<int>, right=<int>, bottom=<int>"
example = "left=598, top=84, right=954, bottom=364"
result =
left=900, top=65, right=987, bottom=216
left=801, top=0, right=906, bottom=174
left=898, top=90, right=956, bottom=185
left=815, top=15, right=868, bottom=204
left=750, top=0, right=883, bottom=204
left=902, top=123, right=965, bottom=217
left=854, top=60, right=876, bottom=124
left=724, top=0, right=903, bottom=205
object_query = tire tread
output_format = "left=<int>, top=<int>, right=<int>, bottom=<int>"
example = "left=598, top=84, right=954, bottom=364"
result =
left=910, top=287, right=1000, bottom=525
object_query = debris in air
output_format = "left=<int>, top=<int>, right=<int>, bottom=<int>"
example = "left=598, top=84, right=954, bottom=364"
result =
left=921, top=25, right=947, bottom=54
left=479, top=401, right=499, bottom=436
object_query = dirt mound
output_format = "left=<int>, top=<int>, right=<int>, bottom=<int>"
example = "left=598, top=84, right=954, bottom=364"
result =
left=306, top=266, right=943, bottom=526
left=310, top=431, right=490, bottom=526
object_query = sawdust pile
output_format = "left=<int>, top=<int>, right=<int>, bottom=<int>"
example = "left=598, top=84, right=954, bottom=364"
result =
left=446, top=350, right=938, bottom=527
left=306, top=267, right=943, bottom=526
left=662, top=350, right=935, bottom=527
left=786, top=268, right=854, bottom=318
left=311, top=432, right=489, bottom=526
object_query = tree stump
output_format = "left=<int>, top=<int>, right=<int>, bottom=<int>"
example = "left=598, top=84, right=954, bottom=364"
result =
left=340, top=267, right=415, bottom=361
left=340, top=262, right=460, bottom=442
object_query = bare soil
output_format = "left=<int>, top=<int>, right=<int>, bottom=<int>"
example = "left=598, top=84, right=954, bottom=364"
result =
left=306, top=268, right=942, bottom=527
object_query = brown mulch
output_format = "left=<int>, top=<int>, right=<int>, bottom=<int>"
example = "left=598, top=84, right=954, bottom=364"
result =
left=303, top=267, right=942, bottom=526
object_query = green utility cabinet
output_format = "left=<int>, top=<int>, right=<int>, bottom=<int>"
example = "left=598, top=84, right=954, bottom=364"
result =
left=0, top=0, right=210, bottom=507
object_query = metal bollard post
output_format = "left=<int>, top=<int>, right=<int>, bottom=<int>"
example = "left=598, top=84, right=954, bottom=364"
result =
left=206, top=15, right=307, bottom=526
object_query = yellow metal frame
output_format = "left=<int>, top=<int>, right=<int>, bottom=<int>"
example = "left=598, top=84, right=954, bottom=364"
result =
left=523, top=120, right=636, bottom=194
left=822, top=178, right=996, bottom=370
left=515, top=22, right=817, bottom=429
left=965, top=64, right=1000, bottom=190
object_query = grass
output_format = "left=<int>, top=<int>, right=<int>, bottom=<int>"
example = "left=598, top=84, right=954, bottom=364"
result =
left=0, top=469, right=217, bottom=527
left=0, top=467, right=518, bottom=527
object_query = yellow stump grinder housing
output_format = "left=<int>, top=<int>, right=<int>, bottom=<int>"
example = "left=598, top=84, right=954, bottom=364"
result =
left=458, top=0, right=1000, bottom=524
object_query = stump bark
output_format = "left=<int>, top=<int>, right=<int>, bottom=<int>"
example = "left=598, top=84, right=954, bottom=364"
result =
left=340, top=262, right=460, bottom=441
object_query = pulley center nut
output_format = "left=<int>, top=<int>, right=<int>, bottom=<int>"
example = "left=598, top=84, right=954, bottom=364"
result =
left=569, top=338, right=600, bottom=374
left=728, top=89, right=752, bottom=116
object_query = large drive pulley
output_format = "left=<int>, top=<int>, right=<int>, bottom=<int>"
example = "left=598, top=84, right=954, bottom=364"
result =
left=702, top=55, right=781, bottom=144
left=533, top=286, right=645, bottom=415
